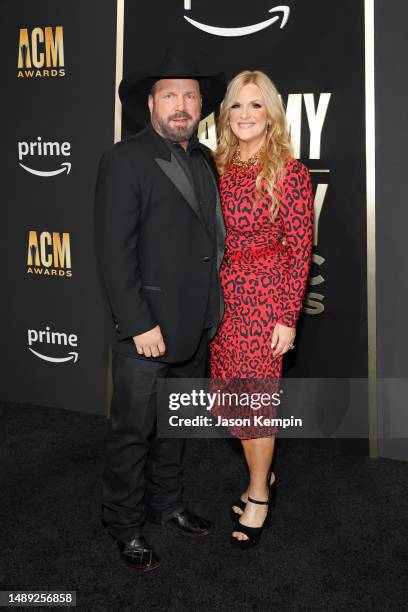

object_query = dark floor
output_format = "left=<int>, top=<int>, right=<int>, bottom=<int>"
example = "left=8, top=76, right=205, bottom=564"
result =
left=0, top=401, right=407, bottom=611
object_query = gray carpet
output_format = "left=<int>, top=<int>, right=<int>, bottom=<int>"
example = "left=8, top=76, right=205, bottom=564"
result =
left=0, top=402, right=407, bottom=611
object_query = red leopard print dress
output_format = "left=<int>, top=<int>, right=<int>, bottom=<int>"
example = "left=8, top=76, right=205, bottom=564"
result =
left=209, top=157, right=314, bottom=439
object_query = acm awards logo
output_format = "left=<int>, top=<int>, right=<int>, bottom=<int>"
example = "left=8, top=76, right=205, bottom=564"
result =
left=27, top=231, right=72, bottom=278
left=183, top=1, right=290, bottom=36
left=28, top=326, right=79, bottom=364
left=18, top=138, right=71, bottom=177
left=17, top=26, right=65, bottom=78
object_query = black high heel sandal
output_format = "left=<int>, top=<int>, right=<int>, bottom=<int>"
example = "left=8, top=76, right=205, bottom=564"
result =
left=230, top=472, right=277, bottom=527
left=231, top=496, right=270, bottom=549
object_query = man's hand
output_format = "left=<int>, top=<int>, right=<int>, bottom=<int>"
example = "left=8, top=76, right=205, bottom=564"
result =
left=133, top=325, right=166, bottom=358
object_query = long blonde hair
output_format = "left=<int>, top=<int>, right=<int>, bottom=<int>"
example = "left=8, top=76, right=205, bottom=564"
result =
left=215, top=70, right=293, bottom=220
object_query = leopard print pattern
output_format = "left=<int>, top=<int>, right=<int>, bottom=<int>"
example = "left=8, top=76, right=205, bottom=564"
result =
left=209, top=158, right=314, bottom=438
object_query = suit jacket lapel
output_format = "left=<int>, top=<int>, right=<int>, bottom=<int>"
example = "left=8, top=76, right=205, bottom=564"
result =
left=155, top=153, right=207, bottom=230
left=200, top=154, right=226, bottom=270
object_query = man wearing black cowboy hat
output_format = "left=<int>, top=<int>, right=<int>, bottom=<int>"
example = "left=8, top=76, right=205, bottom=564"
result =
left=95, top=49, right=226, bottom=571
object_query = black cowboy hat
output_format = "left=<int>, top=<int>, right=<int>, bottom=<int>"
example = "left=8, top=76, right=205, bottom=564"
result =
left=119, top=48, right=227, bottom=134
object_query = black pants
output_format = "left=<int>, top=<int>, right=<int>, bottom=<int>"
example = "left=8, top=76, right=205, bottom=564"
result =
left=101, top=331, right=208, bottom=543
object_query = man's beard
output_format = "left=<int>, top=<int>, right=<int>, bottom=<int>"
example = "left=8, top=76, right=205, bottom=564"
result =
left=154, top=111, right=200, bottom=142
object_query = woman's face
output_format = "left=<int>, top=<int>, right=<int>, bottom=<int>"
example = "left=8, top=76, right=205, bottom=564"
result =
left=228, top=83, right=269, bottom=145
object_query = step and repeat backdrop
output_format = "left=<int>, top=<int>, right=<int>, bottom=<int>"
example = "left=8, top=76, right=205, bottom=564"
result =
left=1, top=0, right=117, bottom=414
left=1, top=0, right=368, bottom=421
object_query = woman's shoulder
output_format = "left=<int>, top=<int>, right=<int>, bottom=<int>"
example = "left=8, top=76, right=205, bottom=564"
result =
left=284, top=157, right=311, bottom=177
left=282, top=158, right=312, bottom=192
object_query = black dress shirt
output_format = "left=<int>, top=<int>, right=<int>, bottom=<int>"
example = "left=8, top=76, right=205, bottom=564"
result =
left=168, top=135, right=215, bottom=236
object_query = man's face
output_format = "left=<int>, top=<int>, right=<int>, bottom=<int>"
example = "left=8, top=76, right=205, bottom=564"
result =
left=148, top=78, right=202, bottom=142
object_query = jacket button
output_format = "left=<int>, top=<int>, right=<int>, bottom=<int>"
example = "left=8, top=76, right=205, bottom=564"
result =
left=203, top=256, right=210, bottom=262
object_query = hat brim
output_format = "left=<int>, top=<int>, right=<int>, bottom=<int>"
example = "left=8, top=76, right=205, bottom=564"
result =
left=119, top=71, right=227, bottom=135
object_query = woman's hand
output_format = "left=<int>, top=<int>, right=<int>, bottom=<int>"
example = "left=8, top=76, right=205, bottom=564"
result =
left=271, top=323, right=296, bottom=357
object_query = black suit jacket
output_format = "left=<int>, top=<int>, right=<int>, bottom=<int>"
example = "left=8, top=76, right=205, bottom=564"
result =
left=94, top=124, right=225, bottom=362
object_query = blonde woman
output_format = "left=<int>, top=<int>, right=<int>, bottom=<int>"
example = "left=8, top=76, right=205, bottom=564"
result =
left=209, top=71, right=314, bottom=548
